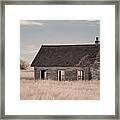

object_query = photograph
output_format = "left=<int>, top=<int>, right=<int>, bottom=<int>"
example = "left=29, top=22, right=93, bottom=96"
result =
left=20, top=20, right=100, bottom=100
left=2, top=1, right=118, bottom=118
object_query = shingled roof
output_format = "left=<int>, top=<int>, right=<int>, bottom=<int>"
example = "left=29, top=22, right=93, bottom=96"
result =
left=31, top=44, right=100, bottom=67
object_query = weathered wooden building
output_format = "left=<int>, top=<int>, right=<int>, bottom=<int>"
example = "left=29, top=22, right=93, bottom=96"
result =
left=31, top=39, right=100, bottom=81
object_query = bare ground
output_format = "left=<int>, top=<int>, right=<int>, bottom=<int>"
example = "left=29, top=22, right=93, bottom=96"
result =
left=20, top=69, right=100, bottom=100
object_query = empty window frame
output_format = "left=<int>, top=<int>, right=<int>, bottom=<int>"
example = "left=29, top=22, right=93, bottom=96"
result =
left=77, top=70, right=84, bottom=80
left=58, top=70, right=65, bottom=81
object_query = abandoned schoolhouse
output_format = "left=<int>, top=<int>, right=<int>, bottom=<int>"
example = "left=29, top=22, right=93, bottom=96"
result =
left=31, top=37, right=100, bottom=81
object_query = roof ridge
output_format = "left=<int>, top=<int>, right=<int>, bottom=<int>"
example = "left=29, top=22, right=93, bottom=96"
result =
left=42, top=44, right=99, bottom=47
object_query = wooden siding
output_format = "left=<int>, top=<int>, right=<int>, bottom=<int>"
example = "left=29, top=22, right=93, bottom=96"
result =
left=34, top=67, right=94, bottom=80
left=65, top=69, right=77, bottom=80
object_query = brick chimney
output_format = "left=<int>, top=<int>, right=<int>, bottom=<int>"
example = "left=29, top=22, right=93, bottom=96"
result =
left=95, top=36, right=100, bottom=45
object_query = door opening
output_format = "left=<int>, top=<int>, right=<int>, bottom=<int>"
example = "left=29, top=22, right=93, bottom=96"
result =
left=40, top=70, right=46, bottom=80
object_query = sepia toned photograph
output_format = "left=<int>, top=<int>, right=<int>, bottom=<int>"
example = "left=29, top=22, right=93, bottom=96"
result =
left=2, top=2, right=117, bottom=118
left=20, top=20, right=100, bottom=100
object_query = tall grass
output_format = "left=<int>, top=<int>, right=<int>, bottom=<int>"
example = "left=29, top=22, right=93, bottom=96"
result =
left=20, top=70, right=100, bottom=100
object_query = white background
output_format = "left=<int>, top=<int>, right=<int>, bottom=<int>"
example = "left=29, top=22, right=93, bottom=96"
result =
left=5, top=5, right=115, bottom=115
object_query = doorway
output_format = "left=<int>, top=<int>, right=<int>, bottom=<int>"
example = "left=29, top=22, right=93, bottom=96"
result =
left=40, top=70, right=46, bottom=80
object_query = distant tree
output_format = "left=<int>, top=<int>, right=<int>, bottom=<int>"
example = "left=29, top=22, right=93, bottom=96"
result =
left=20, top=59, right=29, bottom=70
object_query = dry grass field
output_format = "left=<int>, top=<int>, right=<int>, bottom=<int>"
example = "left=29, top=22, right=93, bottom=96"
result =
left=20, top=69, right=100, bottom=100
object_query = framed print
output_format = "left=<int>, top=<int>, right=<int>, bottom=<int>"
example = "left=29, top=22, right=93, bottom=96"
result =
left=0, top=0, right=119, bottom=119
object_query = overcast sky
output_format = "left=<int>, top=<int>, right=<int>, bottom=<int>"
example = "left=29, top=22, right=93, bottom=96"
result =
left=20, top=20, right=100, bottom=64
